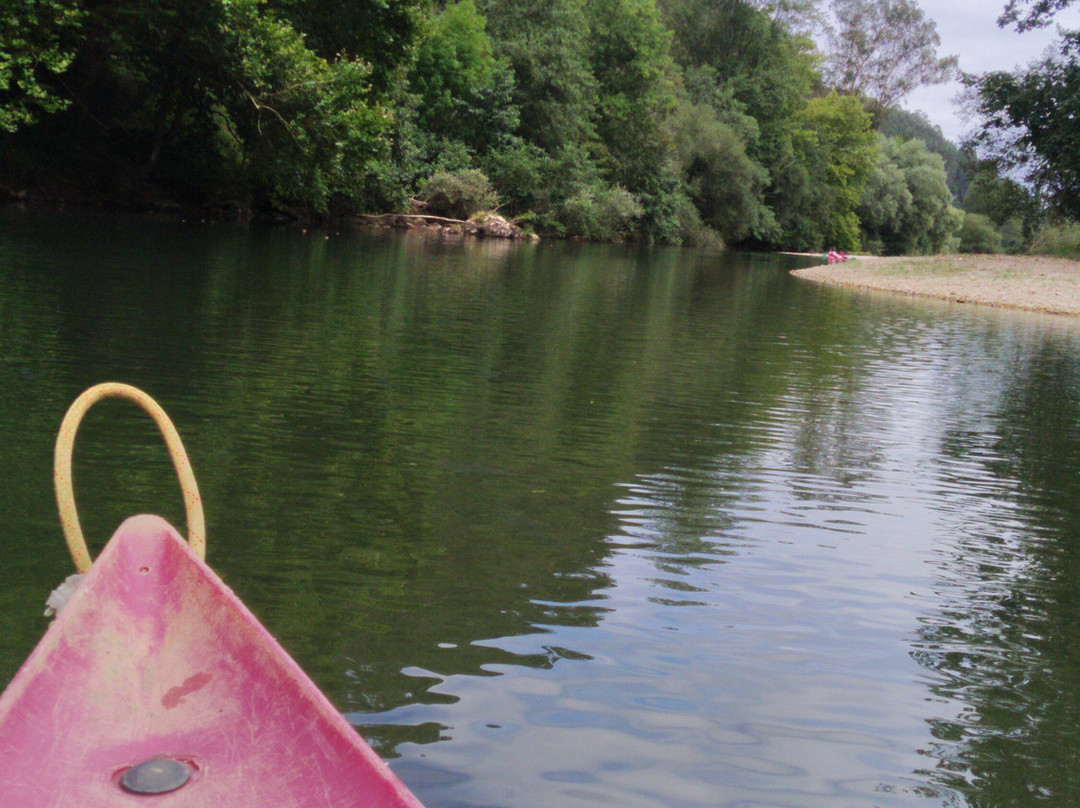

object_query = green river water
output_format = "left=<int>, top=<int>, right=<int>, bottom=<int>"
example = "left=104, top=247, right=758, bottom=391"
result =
left=3, top=209, right=1080, bottom=807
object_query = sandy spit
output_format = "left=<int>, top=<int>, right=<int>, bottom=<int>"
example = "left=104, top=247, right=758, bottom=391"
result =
left=791, top=253, right=1080, bottom=317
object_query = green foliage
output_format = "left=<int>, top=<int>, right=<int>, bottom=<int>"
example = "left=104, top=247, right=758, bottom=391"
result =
left=878, top=107, right=966, bottom=202
left=1029, top=221, right=1080, bottom=259
left=660, top=0, right=819, bottom=248
left=963, top=168, right=1028, bottom=226
left=643, top=186, right=721, bottom=247
left=1, top=0, right=990, bottom=249
left=794, top=92, right=878, bottom=251
left=228, top=13, right=392, bottom=213
left=559, top=186, right=645, bottom=240
left=751, top=0, right=827, bottom=35
left=999, top=0, right=1076, bottom=31
left=958, top=213, right=1004, bottom=254
left=1, top=0, right=392, bottom=213
left=973, top=42, right=1080, bottom=220
left=409, top=0, right=518, bottom=154
left=0, top=0, right=82, bottom=132
left=857, top=134, right=963, bottom=255
left=962, top=163, right=1041, bottom=252
left=585, top=0, right=677, bottom=190
left=419, top=169, right=499, bottom=219
left=480, top=0, right=598, bottom=152
left=662, top=0, right=818, bottom=153
left=266, top=0, right=427, bottom=93
left=484, top=141, right=598, bottom=224
left=666, top=99, right=772, bottom=243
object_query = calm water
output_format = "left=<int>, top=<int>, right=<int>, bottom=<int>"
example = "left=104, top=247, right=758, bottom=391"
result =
left=3, top=210, right=1080, bottom=807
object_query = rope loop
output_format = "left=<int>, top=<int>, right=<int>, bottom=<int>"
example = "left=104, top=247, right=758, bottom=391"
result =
left=54, top=383, right=205, bottom=572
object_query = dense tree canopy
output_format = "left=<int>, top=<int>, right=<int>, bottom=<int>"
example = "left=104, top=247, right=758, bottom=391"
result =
left=857, top=134, right=961, bottom=255
left=795, top=92, right=879, bottom=250
left=267, top=0, right=426, bottom=92
left=878, top=108, right=966, bottom=202
left=0, top=0, right=1038, bottom=252
left=963, top=162, right=1040, bottom=251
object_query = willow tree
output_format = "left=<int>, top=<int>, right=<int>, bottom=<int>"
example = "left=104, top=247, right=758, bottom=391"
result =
left=857, top=135, right=962, bottom=255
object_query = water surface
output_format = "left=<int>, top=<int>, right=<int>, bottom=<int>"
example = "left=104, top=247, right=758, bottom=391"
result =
left=3, top=210, right=1080, bottom=807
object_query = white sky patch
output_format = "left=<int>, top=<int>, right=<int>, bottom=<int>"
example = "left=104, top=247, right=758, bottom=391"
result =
left=902, top=1, right=1080, bottom=142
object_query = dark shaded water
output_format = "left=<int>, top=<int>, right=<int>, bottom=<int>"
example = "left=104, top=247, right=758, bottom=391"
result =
left=3, top=210, right=1080, bottom=807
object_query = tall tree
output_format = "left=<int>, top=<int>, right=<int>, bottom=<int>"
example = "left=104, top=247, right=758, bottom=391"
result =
left=480, top=0, right=598, bottom=152
left=878, top=107, right=967, bottom=202
left=825, top=0, right=957, bottom=113
left=659, top=0, right=818, bottom=245
left=408, top=0, right=517, bottom=155
left=667, top=99, right=771, bottom=243
left=963, top=162, right=1039, bottom=251
left=750, top=0, right=826, bottom=35
left=585, top=0, right=678, bottom=190
left=266, top=0, right=427, bottom=93
left=3, top=0, right=390, bottom=213
left=794, top=91, right=879, bottom=250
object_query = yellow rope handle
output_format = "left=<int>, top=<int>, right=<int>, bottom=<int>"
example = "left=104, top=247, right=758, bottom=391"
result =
left=54, top=383, right=206, bottom=572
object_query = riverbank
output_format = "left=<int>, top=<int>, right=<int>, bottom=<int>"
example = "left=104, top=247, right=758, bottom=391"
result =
left=791, top=253, right=1080, bottom=317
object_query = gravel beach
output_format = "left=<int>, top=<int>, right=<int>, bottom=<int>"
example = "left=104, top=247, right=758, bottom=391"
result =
left=791, top=253, right=1080, bottom=317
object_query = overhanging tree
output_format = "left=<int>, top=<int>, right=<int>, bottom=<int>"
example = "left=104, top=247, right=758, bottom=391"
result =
left=266, top=0, right=427, bottom=94
left=970, top=1, right=1080, bottom=219
left=3, top=0, right=391, bottom=213
left=999, top=0, right=1076, bottom=30
left=973, top=49, right=1080, bottom=219
left=0, top=0, right=82, bottom=133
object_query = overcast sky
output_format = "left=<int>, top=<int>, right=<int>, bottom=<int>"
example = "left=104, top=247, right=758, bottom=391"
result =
left=903, top=1, right=1080, bottom=143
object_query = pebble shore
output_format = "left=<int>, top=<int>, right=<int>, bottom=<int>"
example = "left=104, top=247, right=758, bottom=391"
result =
left=791, top=253, right=1080, bottom=317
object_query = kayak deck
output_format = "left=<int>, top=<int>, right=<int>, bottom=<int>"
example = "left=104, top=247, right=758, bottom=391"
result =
left=0, top=515, right=423, bottom=807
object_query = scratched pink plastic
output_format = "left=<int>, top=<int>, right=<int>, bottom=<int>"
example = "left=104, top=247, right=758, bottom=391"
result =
left=0, top=515, right=425, bottom=807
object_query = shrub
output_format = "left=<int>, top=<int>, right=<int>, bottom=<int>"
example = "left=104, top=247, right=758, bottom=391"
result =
left=484, top=141, right=598, bottom=220
left=1029, top=222, right=1080, bottom=260
left=558, top=186, right=644, bottom=241
left=641, top=186, right=722, bottom=248
left=958, top=213, right=1003, bottom=254
left=419, top=169, right=498, bottom=219
left=999, top=217, right=1026, bottom=254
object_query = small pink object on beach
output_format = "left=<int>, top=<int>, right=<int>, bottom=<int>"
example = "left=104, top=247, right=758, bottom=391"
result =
left=0, top=514, right=425, bottom=808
